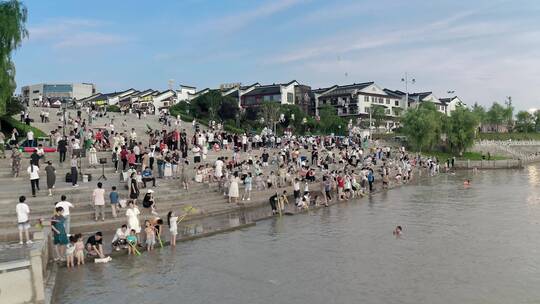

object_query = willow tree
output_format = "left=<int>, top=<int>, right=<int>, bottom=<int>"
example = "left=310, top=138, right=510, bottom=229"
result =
left=0, top=0, right=27, bottom=116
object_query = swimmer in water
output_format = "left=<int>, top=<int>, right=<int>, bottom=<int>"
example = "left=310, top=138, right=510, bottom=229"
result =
left=463, top=179, right=471, bottom=186
left=393, top=225, right=402, bottom=236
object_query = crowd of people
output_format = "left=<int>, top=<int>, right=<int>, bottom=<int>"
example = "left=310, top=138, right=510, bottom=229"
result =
left=11, top=107, right=451, bottom=267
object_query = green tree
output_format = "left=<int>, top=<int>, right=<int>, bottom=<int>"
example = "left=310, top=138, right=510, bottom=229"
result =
left=401, top=102, right=442, bottom=152
left=445, top=106, right=478, bottom=154
left=217, top=98, right=239, bottom=121
left=486, top=102, right=505, bottom=132
left=371, top=105, right=386, bottom=130
left=534, top=110, right=540, bottom=132
left=515, top=110, right=535, bottom=133
left=0, top=0, right=27, bottom=116
left=318, top=105, right=347, bottom=135
left=259, top=101, right=280, bottom=132
left=471, top=102, right=486, bottom=124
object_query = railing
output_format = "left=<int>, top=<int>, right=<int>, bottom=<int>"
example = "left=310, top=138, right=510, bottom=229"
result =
left=477, top=140, right=540, bottom=146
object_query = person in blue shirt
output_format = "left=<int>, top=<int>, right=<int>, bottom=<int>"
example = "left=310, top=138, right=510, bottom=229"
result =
left=142, top=167, right=156, bottom=188
left=367, top=169, right=375, bottom=192
left=109, top=186, right=119, bottom=218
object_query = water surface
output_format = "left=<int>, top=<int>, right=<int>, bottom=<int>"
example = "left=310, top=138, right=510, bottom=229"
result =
left=54, top=165, right=540, bottom=304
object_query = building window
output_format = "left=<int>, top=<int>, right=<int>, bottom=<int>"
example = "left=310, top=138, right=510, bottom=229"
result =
left=395, top=100, right=399, bottom=106
left=32, top=90, right=40, bottom=94
left=386, top=98, right=390, bottom=105
left=263, top=95, right=271, bottom=102
left=287, top=93, right=293, bottom=103
left=364, top=96, right=369, bottom=102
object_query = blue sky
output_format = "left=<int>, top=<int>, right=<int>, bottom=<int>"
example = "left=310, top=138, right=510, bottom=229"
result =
left=13, top=0, right=540, bottom=110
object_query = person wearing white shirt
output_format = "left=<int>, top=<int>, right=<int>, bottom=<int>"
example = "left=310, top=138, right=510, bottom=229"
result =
left=16, top=196, right=32, bottom=245
left=92, top=182, right=106, bottom=221
left=55, top=195, right=74, bottom=234
left=27, top=162, right=40, bottom=197
left=27, top=130, right=34, bottom=147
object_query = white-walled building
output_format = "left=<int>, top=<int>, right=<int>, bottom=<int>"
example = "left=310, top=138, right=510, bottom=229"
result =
left=440, top=96, right=466, bottom=114
left=21, top=83, right=96, bottom=105
left=315, top=82, right=402, bottom=118
left=175, top=85, right=199, bottom=102
left=240, top=80, right=299, bottom=107
left=152, top=90, right=177, bottom=114
left=222, top=83, right=260, bottom=106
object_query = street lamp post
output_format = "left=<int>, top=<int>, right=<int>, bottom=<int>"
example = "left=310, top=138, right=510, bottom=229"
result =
left=401, top=73, right=416, bottom=109
left=61, top=101, right=67, bottom=137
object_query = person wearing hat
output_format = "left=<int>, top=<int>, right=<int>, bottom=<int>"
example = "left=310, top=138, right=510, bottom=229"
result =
left=142, top=189, right=158, bottom=215
left=45, top=161, right=56, bottom=196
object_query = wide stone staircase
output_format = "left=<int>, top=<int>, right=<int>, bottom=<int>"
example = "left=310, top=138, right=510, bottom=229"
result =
left=0, top=150, right=281, bottom=242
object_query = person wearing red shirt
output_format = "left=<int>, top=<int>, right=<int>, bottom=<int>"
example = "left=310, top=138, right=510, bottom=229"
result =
left=120, top=146, right=128, bottom=171
left=337, top=174, right=345, bottom=201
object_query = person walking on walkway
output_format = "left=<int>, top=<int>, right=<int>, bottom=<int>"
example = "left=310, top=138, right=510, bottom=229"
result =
left=93, top=182, right=106, bottom=221
left=11, top=144, right=22, bottom=177
left=70, top=154, right=79, bottom=187
left=27, top=160, right=40, bottom=197
left=57, top=137, right=67, bottom=164
left=16, top=196, right=32, bottom=245
left=45, top=161, right=56, bottom=196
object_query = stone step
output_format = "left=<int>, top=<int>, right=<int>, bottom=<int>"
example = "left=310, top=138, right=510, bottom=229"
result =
left=0, top=191, right=277, bottom=242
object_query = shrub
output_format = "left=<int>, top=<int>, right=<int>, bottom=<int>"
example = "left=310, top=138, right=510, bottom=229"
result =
left=107, top=105, right=121, bottom=112
left=1, top=116, right=46, bottom=138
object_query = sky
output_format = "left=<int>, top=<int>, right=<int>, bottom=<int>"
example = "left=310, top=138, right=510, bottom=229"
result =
left=12, top=0, right=540, bottom=110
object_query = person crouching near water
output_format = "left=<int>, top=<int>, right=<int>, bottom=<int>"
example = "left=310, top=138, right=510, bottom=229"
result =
left=393, top=226, right=403, bottom=237
left=167, top=211, right=178, bottom=246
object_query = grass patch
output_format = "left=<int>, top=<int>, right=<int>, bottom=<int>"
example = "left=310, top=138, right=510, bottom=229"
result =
left=422, top=151, right=507, bottom=161
left=1, top=116, right=47, bottom=138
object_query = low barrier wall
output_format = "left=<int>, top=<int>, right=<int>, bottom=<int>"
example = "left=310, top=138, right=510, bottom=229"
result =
left=454, top=159, right=523, bottom=169
left=0, top=230, right=50, bottom=304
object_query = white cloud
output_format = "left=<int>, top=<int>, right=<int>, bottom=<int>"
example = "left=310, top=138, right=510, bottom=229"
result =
left=27, top=18, right=130, bottom=49
left=193, top=0, right=306, bottom=34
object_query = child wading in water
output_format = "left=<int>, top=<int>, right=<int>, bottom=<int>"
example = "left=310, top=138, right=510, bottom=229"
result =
left=74, top=233, right=85, bottom=266
left=127, top=229, right=138, bottom=255
left=66, top=235, right=76, bottom=268
left=144, top=220, right=156, bottom=251
left=167, top=211, right=178, bottom=246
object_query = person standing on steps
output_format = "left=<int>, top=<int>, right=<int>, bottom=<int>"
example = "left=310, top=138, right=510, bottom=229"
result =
left=45, top=161, right=56, bottom=196
left=93, top=182, right=106, bottom=221
left=16, top=196, right=32, bottom=245
left=55, top=195, right=74, bottom=235
left=70, top=154, right=79, bottom=187
left=57, top=136, right=67, bottom=164
left=27, top=160, right=40, bottom=197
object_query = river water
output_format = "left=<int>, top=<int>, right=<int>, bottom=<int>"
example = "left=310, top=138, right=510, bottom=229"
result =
left=54, top=165, right=540, bottom=304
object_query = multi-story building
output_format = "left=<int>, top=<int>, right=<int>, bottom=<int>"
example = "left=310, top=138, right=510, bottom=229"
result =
left=315, top=81, right=402, bottom=120
left=240, top=80, right=299, bottom=108
left=222, top=83, right=260, bottom=107
left=176, top=85, right=197, bottom=102
left=440, top=96, right=466, bottom=115
left=21, top=83, right=96, bottom=105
